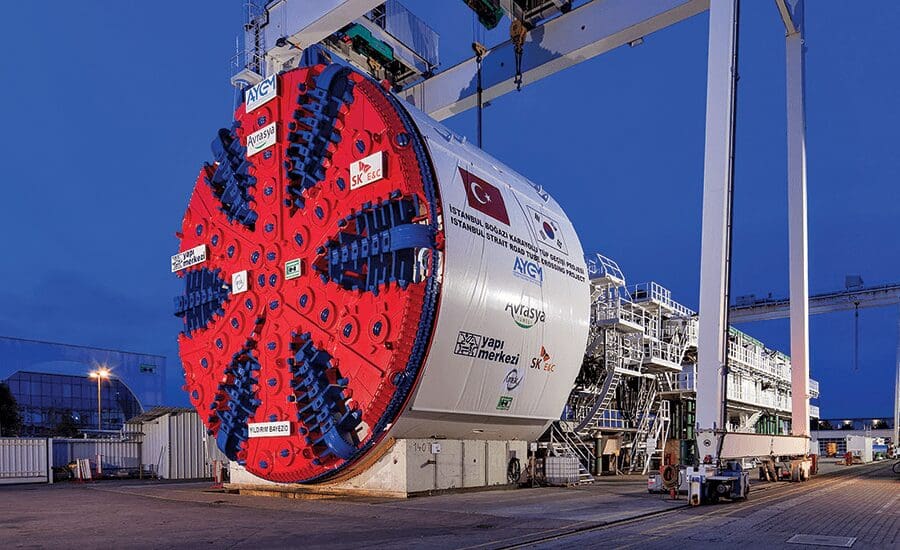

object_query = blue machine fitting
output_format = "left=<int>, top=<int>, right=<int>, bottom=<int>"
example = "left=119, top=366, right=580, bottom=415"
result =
left=174, top=267, right=230, bottom=336
left=317, top=193, right=434, bottom=294
left=212, top=342, right=262, bottom=459
left=288, top=333, right=361, bottom=462
left=206, top=123, right=258, bottom=228
left=285, top=64, right=355, bottom=202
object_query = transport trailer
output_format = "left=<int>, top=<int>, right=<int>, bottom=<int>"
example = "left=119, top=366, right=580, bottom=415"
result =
left=686, top=463, right=750, bottom=505
left=682, top=431, right=814, bottom=505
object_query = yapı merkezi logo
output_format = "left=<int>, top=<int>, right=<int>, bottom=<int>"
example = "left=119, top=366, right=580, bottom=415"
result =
left=454, top=331, right=520, bottom=365
left=505, top=301, right=546, bottom=329
left=513, top=256, right=543, bottom=286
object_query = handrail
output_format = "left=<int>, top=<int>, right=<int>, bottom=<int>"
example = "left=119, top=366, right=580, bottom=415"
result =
left=551, top=422, right=594, bottom=471
left=573, top=367, right=622, bottom=433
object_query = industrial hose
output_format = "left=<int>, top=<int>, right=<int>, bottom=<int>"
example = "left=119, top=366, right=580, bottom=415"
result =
left=507, top=457, right=521, bottom=484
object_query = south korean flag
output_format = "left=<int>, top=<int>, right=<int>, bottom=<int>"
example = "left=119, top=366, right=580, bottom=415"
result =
left=527, top=205, right=568, bottom=255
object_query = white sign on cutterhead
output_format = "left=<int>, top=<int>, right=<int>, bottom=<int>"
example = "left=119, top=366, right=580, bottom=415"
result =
left=349, top=151, right=385, bottom=190
left=231, top=270, right=248, bottom=294
left=247, top=122, right=277, bottom=157
left=171, top=245, right=207, bottom=272
left=284, top=259, right=302, bottom=280
left=244, top=74, right=277, bottom=112
left=247, top=421, right=291, bottom=438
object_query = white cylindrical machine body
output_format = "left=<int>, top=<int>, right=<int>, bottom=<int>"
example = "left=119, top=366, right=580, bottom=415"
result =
left=391, top=105, right=591, bottom=441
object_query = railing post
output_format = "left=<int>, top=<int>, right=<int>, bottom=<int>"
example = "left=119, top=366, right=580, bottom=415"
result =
left=894, top=303, right=899, bottom=448
left=46, top=438, right=53, bottom=484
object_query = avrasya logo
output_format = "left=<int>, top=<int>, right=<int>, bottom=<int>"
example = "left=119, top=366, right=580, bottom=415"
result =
left=505, top=302, right=546, bottom=329
left=513, top=256, right=543, bottom=286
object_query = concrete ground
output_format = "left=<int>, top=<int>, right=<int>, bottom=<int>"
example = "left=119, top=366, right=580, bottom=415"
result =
left=531, top=460, right=898, bottom=549
left=0, top=460, right=895, bottom=549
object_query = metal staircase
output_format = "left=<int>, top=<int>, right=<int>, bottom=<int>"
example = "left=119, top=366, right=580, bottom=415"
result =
left=657, top=372, right=677, bottom=393
left=549, top=250, right=823, bottom=481
left=552, top=253, right=703, bottom=479
left=626, top=379, right=659, bottom=473
left=640, top=399, right=671, bottom=475
left=548, top=423, right=595, bottom=484
left=572, top=366, right=625, bottom=436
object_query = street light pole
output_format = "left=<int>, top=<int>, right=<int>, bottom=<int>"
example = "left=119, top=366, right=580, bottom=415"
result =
left=96, top=375, right=101, bottom=431
left=88, top=367, right=110, bottom=432
left=87, top=367, right=111, bottom=479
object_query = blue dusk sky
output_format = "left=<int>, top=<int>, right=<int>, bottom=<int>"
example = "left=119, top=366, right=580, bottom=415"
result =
left=0, top=1, right=896, bottom=418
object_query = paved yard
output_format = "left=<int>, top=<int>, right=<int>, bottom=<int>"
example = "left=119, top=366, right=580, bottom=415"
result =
left=0, top=461, right=894, bottom=549
left=527, top=461, right=898, bottom=549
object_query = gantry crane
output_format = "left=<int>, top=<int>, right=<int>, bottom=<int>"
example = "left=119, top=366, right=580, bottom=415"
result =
left=232, top=0, right=822, bottom=504
left=730, top=280, right=900, bottom=449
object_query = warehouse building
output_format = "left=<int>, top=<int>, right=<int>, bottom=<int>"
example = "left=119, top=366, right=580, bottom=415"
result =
left=0, top=336, right=166, bottom=435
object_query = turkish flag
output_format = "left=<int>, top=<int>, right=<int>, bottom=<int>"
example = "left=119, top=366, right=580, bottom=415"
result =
left=459, top=167, right=510, bottom=225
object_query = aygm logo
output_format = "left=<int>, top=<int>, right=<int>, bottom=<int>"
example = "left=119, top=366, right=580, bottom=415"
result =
left=454, top=331, right=520, bottom=365
left=513, top=256, right=543, bottom=286
left=244, top=74, right=277, bottom=112
left=505, top=301, right=545, bottom=329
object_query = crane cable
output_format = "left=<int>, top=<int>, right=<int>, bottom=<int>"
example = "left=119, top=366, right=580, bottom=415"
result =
left=472, top=41, right=488, bottom=148
left=510, top=18, right=527, bottom=91
left=853, top=301, right=860, bottom=372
